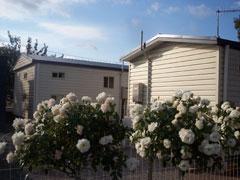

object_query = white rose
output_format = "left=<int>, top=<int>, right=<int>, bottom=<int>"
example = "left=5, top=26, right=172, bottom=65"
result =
left=12, top=132, right=25, bottom=146
left=172, top=100, right=180, bottom=108
left=140, top=137, right=151, bottom=148
left=151, top=101, right=164, bottom=111
left=105, top=97, right=115, bottom=105
left=234, top=131, right=240, bottom=139
left=81, top=96, right=92, bottom=103
left=221, top=101, right=231, bottom=111
left=53, top=114, right=64, bottom=123
left=181, top=91, right=193, bottom=101
left=211, top=106, right=219, bottom=115
left=163, top=139, right=171, bottom=149
left=24, top=123, right=34, bottom=135
left=99, top=135, right=113, bottom=145
left=6, top=152, right=15, bottom=164
left=148, top=122, right=158, bottom=132
left=195, top=119, right=204, bottom=130
left=209, top=131, right=220, bottom=142
left=177, top=103, right=187, bottom=114
left=171, top=119, right=178, bottom=126
left=96, top=92, right=107, bottom=104
left=203, top=143, right=214, bottom=156
left=126, top=158, right=139, bottom=171
left=227, top=138, right=236, bottom=147
left=66, top=92, right=78, bottom=102
left=76, top=139, right=90, bottom=153
left=51, top=105, right=61, bottom=116
left=33, top=111, right=41, bottom=121
left=0, top=142, right=7, bottom=154
left=100, top=103, right=110, bottom=113
left=229, top=110, right=240, bottom=119
left=37, top=103, right=45, bottom=112
left=12, top=118, right=25, bottom=130
left=48, top=98, right=56, bottom=108
left=59, top=102, right=70, bottom=115
left=130, top=104, right=144, bottom=117
left=175, top=90, right=184, bottom=98
left=156, top=151, right=162, bottom=159
left=60, top=97, right=68, bottom=105
left=179, top=128, right=195, bottom=144
left=75, top=125, right=84, bottom=135
left=178, top=160, right=190, bottom=171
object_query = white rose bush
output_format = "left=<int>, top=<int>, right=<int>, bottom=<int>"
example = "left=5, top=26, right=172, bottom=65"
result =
left=129, top=90, right=240, bottom=179
left=7, top=92, right=129, bottom=180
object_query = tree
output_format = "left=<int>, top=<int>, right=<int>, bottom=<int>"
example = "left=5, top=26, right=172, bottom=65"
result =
left=0, top=31, right=48, bottom=128
left=234, top=16, right=240, bottom=41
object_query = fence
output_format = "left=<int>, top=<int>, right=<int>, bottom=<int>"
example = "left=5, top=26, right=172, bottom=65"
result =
left=0, top=134, right=240, bottom=180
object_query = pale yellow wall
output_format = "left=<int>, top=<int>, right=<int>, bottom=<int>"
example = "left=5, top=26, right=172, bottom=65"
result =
left=128, top=42, right=219, bottom=111
left=14, top=65, right=35, bottom=118
left=128, top=55, right=148, bottom=110
left=36, top=63, right=128, bottom=114
left=226, top=48, right=240, bottom=106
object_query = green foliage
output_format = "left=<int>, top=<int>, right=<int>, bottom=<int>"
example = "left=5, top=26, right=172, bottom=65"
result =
left=234, top=16, right=240, bottom=41
left=11, top=93, right=129, bottom=180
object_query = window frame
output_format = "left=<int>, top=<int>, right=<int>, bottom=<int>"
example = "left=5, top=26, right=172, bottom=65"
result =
left=103, top=76, right=114, bottom=89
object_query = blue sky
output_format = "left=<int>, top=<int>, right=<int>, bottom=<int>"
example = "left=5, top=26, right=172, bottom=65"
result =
left=0, top=0, right=240, bottom=63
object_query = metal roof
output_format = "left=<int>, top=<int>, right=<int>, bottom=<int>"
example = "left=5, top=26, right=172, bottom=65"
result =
left=120, top=33, right=240, bottom=61
left=22, top=54, right=128, bottom=71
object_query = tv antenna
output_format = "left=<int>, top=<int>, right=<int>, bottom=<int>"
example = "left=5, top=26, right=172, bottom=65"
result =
left=216, top=9, right=240, bottom=37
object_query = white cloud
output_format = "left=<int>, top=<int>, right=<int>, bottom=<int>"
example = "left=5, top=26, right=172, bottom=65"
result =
left=39, top=22, right=104, bottom=40
left=0, top=0, right=96, bottom=20
left=187, top=4, right=213, bottom=18
left=164, top=6, right=179, bottom=14
left=131, top=18, right=140, bottom=27
left=235, top=1, right=240, bottom=7
left=109, top=0, right=132, bottom=5
left=147, top=2, right=160, bottom=15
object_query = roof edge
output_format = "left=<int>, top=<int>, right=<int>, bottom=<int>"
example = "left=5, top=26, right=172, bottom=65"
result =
left=120, top=34, right=218, bottom=62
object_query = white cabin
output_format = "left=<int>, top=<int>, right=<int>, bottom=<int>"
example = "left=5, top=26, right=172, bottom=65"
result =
left=120, top=34, right=240, bottom=114
left=14, top=54, right=128, bottom=118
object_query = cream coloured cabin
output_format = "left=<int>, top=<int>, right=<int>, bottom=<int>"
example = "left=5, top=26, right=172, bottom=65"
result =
left=14, top=54, right=128, bottom=118
left=120, top=34, right=240, bottom=114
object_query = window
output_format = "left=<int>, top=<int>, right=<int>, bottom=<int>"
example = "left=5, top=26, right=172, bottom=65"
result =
left=103, top=76, right=114, bottom=88
left=52, top=72, right=65, bottom=79
left=52, top=72, right=58, bottom=78
left=58, top=72, right=65, bottom=78
left=23, top=73, right=28, bottom=80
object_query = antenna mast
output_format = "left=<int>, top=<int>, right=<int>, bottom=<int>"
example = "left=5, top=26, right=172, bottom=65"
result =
left=216, top=9, right=240, bottom=37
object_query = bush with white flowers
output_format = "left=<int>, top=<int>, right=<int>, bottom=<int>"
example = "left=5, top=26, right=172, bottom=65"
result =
left=130, top=90, right=225, bottom=177
left=8, top=92, right=129, bottom=179
left=208, top=101, right=240, bottom=155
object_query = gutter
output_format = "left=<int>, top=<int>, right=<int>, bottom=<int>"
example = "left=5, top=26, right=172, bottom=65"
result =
left=223, top=45, right=230, bottom=101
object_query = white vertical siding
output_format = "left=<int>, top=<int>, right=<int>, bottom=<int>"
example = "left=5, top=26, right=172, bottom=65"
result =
left=36, top=63, right=128, bottom=114
left=226, top=48, right=240, bottom=105
left=14, top=65, right=35, bottom=118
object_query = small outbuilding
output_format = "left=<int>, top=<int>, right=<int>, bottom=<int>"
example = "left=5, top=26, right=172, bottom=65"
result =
left=14, top=54, right=128, bottom=118
left=120, top=34, right=240, bottom=113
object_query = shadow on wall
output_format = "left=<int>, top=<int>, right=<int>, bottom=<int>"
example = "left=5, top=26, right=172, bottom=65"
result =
left=14, top=73, right=34, bottom=119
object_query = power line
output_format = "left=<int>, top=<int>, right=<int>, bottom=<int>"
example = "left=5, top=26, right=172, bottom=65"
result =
left=216, top=9, right=240, bottom=37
